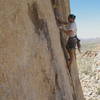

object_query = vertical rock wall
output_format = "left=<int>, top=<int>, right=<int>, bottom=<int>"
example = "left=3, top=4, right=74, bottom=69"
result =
left=0, top=0, right=84, bottom=100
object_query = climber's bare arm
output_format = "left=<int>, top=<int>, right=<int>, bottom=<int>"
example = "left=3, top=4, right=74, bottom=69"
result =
left=56, top=17, right=68, bottom=25
left=60, top=21, right=68, bottom=25
left=60, top=28, right=74, bottom=35
left=64, top=30, right=74, bottom=35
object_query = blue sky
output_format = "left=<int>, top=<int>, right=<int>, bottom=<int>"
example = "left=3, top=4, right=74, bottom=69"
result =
left=70, top=0, right=100, bottom=38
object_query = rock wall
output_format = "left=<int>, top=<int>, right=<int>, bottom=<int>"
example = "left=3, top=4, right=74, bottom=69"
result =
left=0, top=0, right=84, bottom=100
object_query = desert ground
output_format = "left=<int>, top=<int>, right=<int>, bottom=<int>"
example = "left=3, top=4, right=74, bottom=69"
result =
left=77, top=38, right=100, bottom=100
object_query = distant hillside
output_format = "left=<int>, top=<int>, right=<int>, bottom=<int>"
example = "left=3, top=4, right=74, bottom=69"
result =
left=80, top=38, right=100, bottom=51
left=81, top=38, right=100, bottom=44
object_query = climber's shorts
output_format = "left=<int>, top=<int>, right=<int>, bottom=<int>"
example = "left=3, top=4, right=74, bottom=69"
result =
left=66, top=36, right=77, bottom=50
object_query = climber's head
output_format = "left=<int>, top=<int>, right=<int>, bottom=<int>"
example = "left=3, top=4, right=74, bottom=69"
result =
left=68, top=14, right=76, bottom=23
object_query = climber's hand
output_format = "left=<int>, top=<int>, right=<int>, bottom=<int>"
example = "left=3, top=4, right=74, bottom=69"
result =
left=59, top=26, right=63, bottom=31
left=56, top=17, right=62, bottom=24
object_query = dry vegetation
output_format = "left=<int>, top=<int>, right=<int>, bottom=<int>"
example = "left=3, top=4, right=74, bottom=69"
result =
left=77, top=39, right=100, bottom=100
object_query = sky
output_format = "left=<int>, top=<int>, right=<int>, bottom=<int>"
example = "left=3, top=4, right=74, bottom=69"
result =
left=70, top=0, right=100, bottom=39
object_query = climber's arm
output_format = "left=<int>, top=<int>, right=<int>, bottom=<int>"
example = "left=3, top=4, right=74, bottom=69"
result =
left=56, top=17, right=68, bottom=25
left=59, top=21, right=68, bottom=25
left=64, top=30, right=74, bottom=35
left=60, top=28, right=74, bottom=35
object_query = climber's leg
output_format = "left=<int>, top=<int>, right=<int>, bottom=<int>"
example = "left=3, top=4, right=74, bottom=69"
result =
left=68, top=49, right=75, bottom=69
left=66, top=37, right=77, bottom=71
left=74, top=49, right=76, bottom=60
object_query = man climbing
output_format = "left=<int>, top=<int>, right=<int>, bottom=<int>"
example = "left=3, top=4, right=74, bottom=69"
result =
left=59, top=14, right=80, bottom=70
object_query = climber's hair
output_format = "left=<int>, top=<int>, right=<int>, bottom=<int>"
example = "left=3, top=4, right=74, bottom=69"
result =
left=68, top=14, right=76, bottom=20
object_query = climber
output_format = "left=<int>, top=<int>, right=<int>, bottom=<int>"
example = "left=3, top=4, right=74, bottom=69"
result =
left=59, top=14, right=81, bottom=69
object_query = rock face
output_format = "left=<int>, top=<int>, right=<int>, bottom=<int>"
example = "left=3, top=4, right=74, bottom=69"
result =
left=0, top=0, right=84, bottom=100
